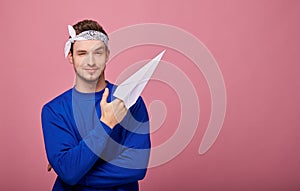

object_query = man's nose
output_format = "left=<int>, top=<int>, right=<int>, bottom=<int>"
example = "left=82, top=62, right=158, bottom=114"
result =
left=87, top=54, right=96, bottom=66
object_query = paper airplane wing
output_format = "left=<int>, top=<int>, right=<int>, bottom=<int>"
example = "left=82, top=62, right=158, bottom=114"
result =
left=113, top=50, right=166, bottom=109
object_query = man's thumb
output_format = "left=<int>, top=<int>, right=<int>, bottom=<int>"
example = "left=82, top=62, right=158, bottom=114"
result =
left=101, top=88, right=109, bottom=105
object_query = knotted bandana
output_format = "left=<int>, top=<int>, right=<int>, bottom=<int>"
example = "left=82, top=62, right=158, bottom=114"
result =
left=64, top=25, right=109, bottom=57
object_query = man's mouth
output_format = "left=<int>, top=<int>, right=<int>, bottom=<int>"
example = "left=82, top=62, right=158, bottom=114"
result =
left=85, top=68, right=98, bottom=73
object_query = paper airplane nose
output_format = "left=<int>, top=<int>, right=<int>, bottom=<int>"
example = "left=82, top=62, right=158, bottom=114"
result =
left=113, top=50, right=166, bottom=109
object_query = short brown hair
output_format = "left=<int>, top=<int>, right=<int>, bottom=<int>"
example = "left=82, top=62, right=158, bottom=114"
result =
left=70, top=19, right=108, bottom=54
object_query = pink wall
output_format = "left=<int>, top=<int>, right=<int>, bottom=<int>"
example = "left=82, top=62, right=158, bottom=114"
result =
left=1, top=0, right=300, bottom=190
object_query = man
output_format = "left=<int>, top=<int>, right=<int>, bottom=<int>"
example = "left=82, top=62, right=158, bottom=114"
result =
left=41, top=19, right=151, bottom=191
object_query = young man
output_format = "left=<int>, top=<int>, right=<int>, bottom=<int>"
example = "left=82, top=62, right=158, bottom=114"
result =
left=41, top=20, right=151, bottom=191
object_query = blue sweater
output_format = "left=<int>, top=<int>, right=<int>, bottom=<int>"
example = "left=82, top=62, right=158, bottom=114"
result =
left=41, top=81, right=151, bottom=191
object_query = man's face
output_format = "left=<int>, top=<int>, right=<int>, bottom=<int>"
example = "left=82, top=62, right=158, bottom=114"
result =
left=68, top=40, right=109, bottom=83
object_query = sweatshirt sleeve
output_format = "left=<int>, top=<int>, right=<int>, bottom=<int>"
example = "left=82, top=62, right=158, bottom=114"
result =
left=78, top=96, right=151, bottom=188
left=41, top=104, right=112, bottom=186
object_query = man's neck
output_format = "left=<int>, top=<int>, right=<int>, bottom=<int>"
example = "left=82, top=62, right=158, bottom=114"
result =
left=75, top=76, right=107, bottom=93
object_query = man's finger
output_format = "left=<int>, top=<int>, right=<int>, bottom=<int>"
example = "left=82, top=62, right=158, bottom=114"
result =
left=113, top=98, right=126, bottom=107
left=100, top=88, right=109, bottom=105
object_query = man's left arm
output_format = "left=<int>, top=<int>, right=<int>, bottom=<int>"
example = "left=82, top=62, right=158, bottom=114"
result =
left=78, top=96, right=151, bottom=188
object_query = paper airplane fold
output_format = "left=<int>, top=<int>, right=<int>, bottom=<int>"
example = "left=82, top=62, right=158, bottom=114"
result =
left=113, top=50, right=166, bottom=109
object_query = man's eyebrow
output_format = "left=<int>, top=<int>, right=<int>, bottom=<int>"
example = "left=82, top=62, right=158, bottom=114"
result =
left=94, top=46, right=105, bottom=51
left=76, top=49, right=87, bottom=53
left=75, top=46, right=105, bottom=53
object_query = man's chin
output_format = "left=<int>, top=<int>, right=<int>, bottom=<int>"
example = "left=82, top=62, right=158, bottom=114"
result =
left=85, top=77, right=100, bottom=83
left=78, top=75, right=100, bottom=83
left=76, top=72, right=104, bottom=84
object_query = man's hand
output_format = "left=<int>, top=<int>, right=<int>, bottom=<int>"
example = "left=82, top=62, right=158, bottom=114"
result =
left=100, top=88, right=128, bottom=128
left=47, top=163, right=52, bottom=172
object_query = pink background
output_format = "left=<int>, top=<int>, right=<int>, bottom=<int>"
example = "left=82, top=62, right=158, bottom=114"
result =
left=1, top=0, right=300, bottom=190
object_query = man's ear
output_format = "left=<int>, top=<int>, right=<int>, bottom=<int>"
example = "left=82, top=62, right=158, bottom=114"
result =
left=105, top=49, right=110, bottom=62
left=67, top=52, right=73, bottom=64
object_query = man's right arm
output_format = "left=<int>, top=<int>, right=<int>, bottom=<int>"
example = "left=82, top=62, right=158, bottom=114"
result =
left=41, top=105, right=112, bottom=185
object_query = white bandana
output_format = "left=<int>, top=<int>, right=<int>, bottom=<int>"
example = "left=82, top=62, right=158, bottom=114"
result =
left=64, top=25, right=109, bottom=57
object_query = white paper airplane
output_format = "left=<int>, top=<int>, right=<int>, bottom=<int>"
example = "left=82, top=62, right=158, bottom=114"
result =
left=113, top=50, right=166, bottom=109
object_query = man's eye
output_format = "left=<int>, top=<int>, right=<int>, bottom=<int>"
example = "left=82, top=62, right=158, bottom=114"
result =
left=95, top=52, right=103, bottom=55
left=78, top=53, right=86, bottom=56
